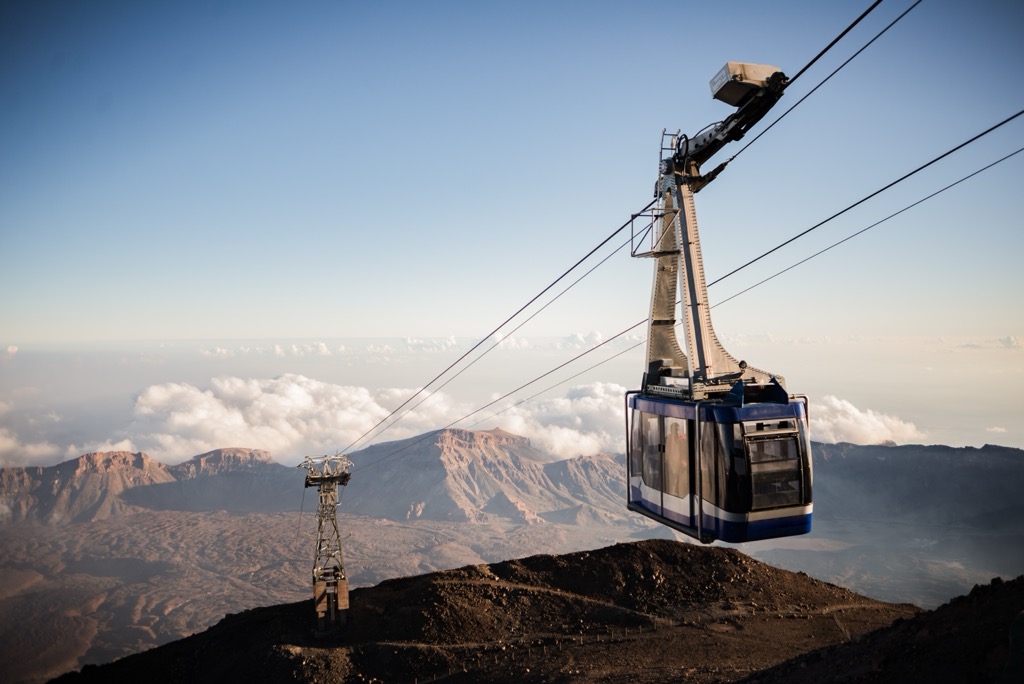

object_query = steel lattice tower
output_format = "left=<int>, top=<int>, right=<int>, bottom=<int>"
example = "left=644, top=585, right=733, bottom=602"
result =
left=298, top=454, right=352, bottom=632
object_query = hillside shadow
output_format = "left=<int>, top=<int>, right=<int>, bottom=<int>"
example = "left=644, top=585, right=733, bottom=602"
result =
left=121, top=472, right=306, bottom=513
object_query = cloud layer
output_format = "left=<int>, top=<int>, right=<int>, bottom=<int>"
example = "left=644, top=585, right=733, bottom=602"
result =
left=119, top=381, right=928, bottom=462
left=482, top=382, right=626, bottom=458
left=0, top=427, right=61, bottom=467
left=0, top=369, right=927, bottom=467
left=120, top=375, right=628, bottom=463
left=124, top=374, right=470, bottom=463
left=810, top=395, right=925, bottom=445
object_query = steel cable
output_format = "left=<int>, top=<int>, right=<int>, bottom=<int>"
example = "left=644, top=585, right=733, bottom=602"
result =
left=339, top=1, right=965, bottom=459
left=728, top=0, right=921, bottom=164
left=339, top=198, right=656, bottom=455
left=355, top=133, right=1023, bottom=472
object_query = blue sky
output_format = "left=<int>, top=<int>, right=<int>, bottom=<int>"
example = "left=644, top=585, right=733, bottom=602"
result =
left=1, top=1, right=1023, bottom=465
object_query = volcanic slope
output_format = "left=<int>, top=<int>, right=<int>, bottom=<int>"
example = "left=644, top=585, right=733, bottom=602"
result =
left=55, top=539, right=925, bottom=683
left=341, top=427, right=623, bottom=523
left=741, top=572, right=1024, bottom=684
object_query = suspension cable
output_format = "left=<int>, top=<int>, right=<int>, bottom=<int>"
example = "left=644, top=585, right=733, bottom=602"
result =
left=711, top=145, right=1024, bottom=309
left=729, top=0, right=921, bottom=164
left=466, top=339, right=645, bottom=430
left=348, top=7, right=1024, bottom=461
left=709, top=108, right=1024, bottom=288
left=341, top=7, right=905, bottom=455
left=348, top=108, right=1022, bottom=468
left=351, top=319, right=645, bottom=472
left=788, top=0, right=885, bottom=86
left=353, top=134, right=1023, bottom=471
left=369, top=232, right=637, bottom=437
left=340, top=198, right=656, bottom=454
left=469, top=143, right=1024, bottom=439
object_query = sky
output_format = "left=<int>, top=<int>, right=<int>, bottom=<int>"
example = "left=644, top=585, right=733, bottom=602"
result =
left=1, top=1, right=1023, bottom=467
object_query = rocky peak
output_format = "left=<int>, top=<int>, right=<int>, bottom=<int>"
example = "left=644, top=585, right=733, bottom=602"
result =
left=0, top=451, right=176, bottom=524
left=171, top=448, right=278, bottom=479
left=70, top=451, right=158, bottom=474
left=436, top=428, right=530, bottom=451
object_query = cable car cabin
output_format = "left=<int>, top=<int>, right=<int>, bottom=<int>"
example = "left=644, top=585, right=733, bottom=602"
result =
left=626, top=392, right=812, bottom=543
left=626, top=63, right=812, bottom=543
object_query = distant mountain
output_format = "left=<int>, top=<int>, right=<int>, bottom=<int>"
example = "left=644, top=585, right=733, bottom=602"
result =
left=122, top=448, right=305, bottom=513
left=170, top=447, right=281, bottom=478
left=342, top=428, right=631, bottom=526
left=811, top=442, right=1024, bottom=527
left=4, top=434, right=1022, bottom=535
left=0, top=431, right=633, bottom=527
left=745, top=441, right=1024, bottom=609
left=0, top=448, right=303, bottom=523
left=0, top=451, right=175, bottom=524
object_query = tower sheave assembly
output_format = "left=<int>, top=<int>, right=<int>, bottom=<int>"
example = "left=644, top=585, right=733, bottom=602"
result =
left=299, top=454, right=352, bottom=633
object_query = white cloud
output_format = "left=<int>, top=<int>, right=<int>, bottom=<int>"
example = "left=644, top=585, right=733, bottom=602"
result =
left=114, top=376, right=629, bottom=464
left=487, top=333, right=530, bottom=350
left=122, top=374, right=470, bottom=464
left=555, top=331, right=604, bottom=350
left=65, top=438, right=136, bottom=459
left=0, top=369, right=938, bottom=468
left=282, top=342, right=333, bottom=357
left=721, top=332, right=779, bottom=346
left=483, top=382, right=627, bottom=458
left=0, top=427, right=62, bottom=467
left=404, top=336, right=459, bottom=352
left=986, top=426, right=1008, bottom=434
left=810, top=395, right=925, bottom=445
left=1, top=345, right=17, bottom=362
left=234, top=342, right=337, bottom=358
left=373, top=387, right=473, bottom=433
left=200, top=346, right=234, bottom=357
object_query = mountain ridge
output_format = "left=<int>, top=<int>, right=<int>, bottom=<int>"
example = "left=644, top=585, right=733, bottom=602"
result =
left=4, top=434, right=1023, bottom=529
left=342, top=428, right=625, bottom=524
left=0, top=448, right=295, bottom=523
left=0, top=451, right=176, bottom=524
left=0, top=430, right=632, bottom=526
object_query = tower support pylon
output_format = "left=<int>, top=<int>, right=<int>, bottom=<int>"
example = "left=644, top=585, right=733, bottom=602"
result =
left=298, top=454, right=352, bottom=634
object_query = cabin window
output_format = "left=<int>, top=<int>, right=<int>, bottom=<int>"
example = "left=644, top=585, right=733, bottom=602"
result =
left=744, top=421, right=803, bottom=510
left=641, top=414, right=662, bottom=489
left=718, top=422, right=750, bottom=511
left=629, top=410, right=644, bottom=478
left=700, top=421, right=716, bottom=505
left=663, top=418, right=688, bottom=497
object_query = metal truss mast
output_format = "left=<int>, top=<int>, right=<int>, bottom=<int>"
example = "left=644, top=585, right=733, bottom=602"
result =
left=298, top=453, right=352, bottom=632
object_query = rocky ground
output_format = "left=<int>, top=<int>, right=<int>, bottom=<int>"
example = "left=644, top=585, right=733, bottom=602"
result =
left=0, top=511, right=667, bottom=682
left=53, top=539, right=1024, bottom=684
left=5, top=439, right=1023, bottom=682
